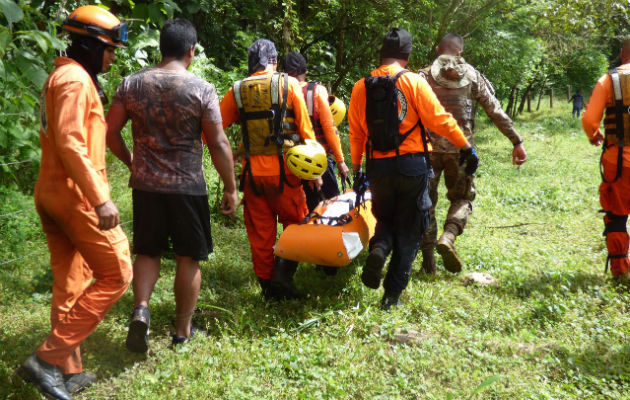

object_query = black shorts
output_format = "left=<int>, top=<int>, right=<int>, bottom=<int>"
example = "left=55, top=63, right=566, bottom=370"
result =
left=132, top=189, right=213, bottom=261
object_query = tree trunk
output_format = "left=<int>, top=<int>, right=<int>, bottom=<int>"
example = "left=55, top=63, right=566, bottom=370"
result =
left=506, top=86, right=517, bottom=118
left=567, top=85, right=571, bottom=101
left=550, top=88, right=554, bottom=108
left=527, top=92, right=531, bottom=112
left=517, top=83, right=533, bottom=115
left=536, top=88, right=543, bottom=111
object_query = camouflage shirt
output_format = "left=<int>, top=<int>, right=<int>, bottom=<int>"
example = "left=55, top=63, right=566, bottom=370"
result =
left=112, top=68, right=222, bottom=195
left=420, top=64, right=522, bottom=153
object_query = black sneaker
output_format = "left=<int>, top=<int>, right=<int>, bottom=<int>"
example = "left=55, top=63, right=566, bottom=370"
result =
left=362, top=247, right=386, bottom=289
left=172, top=324, right=206, bottom=347
left=18, top=354, right=74, bottom=400
left=126, top=305, right=150, bottom=353
left=64, top=372, right=96, bottom=394
left=381, top=293, right=401, bottom=311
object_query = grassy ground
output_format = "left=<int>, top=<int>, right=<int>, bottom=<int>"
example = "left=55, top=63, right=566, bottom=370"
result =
left=1, top=101, right=628, bottom=399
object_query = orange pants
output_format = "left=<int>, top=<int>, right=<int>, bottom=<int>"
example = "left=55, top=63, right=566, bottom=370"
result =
left=33, top=178, right=132, bottom=374
left=600, top=157, right=630, bottom=276
left=243, top=174, right=308, bottom=280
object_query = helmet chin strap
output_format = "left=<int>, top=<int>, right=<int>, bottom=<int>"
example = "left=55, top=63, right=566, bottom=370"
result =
left=66, top=36, right=109, bottom=105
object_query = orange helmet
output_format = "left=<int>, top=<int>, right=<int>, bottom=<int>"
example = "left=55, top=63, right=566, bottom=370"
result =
left=62, top=5, right=128, bottom=48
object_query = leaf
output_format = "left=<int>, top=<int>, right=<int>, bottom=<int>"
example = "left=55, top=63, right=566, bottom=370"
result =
left=18, top=31, right=48, bottom=53
left=0, top=0, right=23, bottom=25
left=467, top=375, right=503, bottom=400
left=0, top=59, right=4, bottom=79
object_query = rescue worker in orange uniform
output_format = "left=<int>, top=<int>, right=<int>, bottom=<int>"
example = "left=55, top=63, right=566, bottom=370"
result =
left=283, top=51, right=350, bottom=210
left=349, top=28, right=477, bottom=309
left=582, top=35, right=630, bottom=282
left=18, top=6, right=132, bottom=400
left=283, top=51, right=349, bottom=276
left=220, top=39, right=320, bottom=300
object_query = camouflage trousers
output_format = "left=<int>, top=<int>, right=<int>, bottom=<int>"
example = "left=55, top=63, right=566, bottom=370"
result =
left=421, top=152, right=476, bottom=250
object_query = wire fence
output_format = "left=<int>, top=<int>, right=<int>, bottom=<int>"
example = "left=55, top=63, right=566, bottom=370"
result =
left=0, top=159, right=38, bottom=167
left=0, top=220, right=134, bottom=268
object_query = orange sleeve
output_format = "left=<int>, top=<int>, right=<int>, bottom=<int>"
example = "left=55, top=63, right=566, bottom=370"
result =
left=289, top=80, right=315, bottom=140
left=315, top=85, right=344, bottom=162
left=52, top=80, right=109, bottom=207
left=582, top=74, right=610, bottom=139
left=413, top=77, right=467, bottom=148
left=220, top=87, right=240, bottom=129
left=348, top=78, right=368, bottom=166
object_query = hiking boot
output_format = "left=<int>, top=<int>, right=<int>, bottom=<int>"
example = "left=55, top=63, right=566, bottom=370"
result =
left=362, top=247, right=386, bottom=289
left=436, top=231, right=462, bottom=273
left=18, top=355, right=74, bottom=400
left=381, top=292, right=401, bottom=311
left=271, top=258, right=304, bottom=300
left=172, top=324, right=206, bottom=347
left=421, top=249, right=437, bottom=275
left=64, top=372, right=96, bottom=394
left=126, top=305, right=150, bottom=353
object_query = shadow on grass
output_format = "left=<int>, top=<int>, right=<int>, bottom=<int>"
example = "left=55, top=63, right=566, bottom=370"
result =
left=494, top=269, right=607, bottom=300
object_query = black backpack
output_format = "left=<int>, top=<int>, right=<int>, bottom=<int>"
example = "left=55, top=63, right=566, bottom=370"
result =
left=365, top=70, right=429, bottom=159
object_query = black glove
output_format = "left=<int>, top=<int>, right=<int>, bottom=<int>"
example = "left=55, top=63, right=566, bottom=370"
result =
left=459, top=147, right=479, bottom=175
left=353, top=172, right=369, bottom=204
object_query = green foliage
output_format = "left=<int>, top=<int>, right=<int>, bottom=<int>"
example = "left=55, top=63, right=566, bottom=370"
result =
left=2, top=102, right=630, bottom=399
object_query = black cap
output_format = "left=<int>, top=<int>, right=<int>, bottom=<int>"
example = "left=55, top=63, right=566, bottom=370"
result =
left=284, top=51, right=307, bottom=76
left=380, top=28, right=412, bottom=60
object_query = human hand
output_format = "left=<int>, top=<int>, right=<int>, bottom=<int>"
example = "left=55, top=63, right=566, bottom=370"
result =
left=95, top=200, right=120, bottom=230
left=590, top=130, right=604, bottom=146
left=512, top=143, right=527, bottom=169
left=459, top=147, right=479, bottom=175
left=221, top=189, right=239, bottom=215
left=337, top=161, right=349, bottom=180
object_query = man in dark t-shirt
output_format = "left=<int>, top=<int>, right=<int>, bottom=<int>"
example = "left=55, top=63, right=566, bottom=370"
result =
left=569, top=90, right=585, bottom=117
left=106, top=19, right=238, bottom=351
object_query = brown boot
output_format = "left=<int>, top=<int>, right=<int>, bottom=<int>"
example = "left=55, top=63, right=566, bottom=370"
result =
left=436, top=230, right=462, bottom=273
left=421, top=249, right=436, bottom=275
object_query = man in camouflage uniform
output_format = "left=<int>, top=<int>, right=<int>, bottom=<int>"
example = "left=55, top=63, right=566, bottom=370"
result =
left=419, top=33, right=527, bottom=274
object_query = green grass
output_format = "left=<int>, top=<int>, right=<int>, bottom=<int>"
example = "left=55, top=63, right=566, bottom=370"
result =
left=1, top=102, right=628, bottom=399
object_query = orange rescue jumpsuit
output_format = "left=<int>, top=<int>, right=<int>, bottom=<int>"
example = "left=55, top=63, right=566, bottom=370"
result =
left=220, top=71, right=315, bottom=280
left=583, top=63, right=630, bottom=277
left=34, top=57, right=132, bottom=373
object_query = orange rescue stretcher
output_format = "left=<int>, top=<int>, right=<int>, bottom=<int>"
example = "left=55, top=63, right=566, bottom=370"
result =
left=274, top=190, right=377, bottom=267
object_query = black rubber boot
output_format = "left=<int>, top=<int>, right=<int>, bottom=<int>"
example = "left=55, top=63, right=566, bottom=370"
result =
left=258, top=277, right=280, bottom=301
left=271, top=257, right=304, bottom=300
left=126, top=305, right=150, bottom=353
left=18, top=355, right=74, bottom=400
left=381, top=292, right=401, bottom=311
left=361, top=247, right=386, bottom=289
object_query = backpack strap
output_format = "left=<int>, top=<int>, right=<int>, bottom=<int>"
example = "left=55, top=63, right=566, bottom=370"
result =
left=392, top=70, right=432, bottom=170
left=306, top=81, right=316, bottom=117
left=602, top=68, right=625, bottom=184
left=233, top=80, right=260, bottom=195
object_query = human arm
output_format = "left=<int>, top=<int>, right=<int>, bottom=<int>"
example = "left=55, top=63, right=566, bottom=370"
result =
left=314, top=86, right=348, bottom=178
left=348, top=79, right=368, bottom=174
left=105, top=104, right=132, bottom=170
left=203, top=121, right=238, bottom=215
left=290, top=81, right=316, bottom=141
left=52, top=81, right=112, bottom=207
left=473, top=73, right=526, bottom=167
left=582, top=75, right=609, bottom=146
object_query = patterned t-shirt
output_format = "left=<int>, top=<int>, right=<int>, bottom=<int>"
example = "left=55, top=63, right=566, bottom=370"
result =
left=112, top=67, right=222, bottom=195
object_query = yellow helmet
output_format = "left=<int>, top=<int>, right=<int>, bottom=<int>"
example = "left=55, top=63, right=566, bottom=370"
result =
left=286, top=140, right=328, bottom=180
left=328, top=95, right=346, bottom=127
left=62, top=5, right=128, bottom=48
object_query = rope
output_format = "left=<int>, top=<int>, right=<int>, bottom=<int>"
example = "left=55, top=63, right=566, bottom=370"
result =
left=0, top=159, right=37, bottom=167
